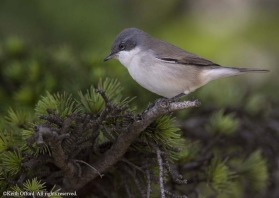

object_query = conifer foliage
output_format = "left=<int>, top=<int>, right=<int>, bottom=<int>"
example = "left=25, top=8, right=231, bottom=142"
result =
left=0, top=78, right=198, bottom=196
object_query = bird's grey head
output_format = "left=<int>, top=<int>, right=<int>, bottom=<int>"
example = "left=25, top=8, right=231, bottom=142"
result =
left=104, top=28, right=148, bottom=61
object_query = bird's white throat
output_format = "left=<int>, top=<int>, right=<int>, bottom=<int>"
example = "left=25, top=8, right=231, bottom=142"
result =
left=117, top=47, right=141, bottom=69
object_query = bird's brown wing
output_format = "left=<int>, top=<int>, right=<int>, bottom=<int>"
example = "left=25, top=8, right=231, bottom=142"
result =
left=149, top=38, right=219, bottom=66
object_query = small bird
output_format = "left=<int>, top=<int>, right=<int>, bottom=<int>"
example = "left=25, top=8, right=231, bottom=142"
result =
left=104, top=28, right=269, bottom=99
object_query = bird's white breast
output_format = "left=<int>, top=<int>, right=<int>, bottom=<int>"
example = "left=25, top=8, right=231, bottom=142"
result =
left=117, top=47, right=197, bottom=98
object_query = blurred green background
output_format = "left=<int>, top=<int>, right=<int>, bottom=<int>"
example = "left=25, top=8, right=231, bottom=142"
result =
left=0, top=0, right=278, bottom=121
left=0, top=0, right=278, bottom=112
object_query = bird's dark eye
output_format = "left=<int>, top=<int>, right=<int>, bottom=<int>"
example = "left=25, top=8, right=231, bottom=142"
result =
left=119, top=43, right=126, bottom=50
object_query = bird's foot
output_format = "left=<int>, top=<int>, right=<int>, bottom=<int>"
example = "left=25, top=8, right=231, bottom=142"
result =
left=169, top=93, right=186, bottom=102
left=142, top=93, right=186, bottom=116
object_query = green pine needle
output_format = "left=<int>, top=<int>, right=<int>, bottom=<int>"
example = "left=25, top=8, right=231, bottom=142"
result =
left=21, top=129, right=34, bottom=140
left=206, top=110, right=239, bottom=136
left=5, top=108, right=31, bottom=128
left=78, top=85, right=104, bottom=113
left=35, top=92, right=79, bottom=118
left=10, top=185, right=22, bottom=192
left=78, top=78, right=124, bottom=113
left=0, top=130, right=24, bottom=153
left=98, top=78, right=123, bottom=101
left=137, top=115, right=184, bottom=161
left=0, top=132, right=10, bottom=153
left=1, top=151, right=22, bottom=176
left=239, top=150, right=268, bottom=191
left=20, top=129, right=50, bottom=157
left=48, top=185, right=63, bottom=198
left=207, top=158, right=237, bottom=193
left=23, top=177, right=46, bottom=191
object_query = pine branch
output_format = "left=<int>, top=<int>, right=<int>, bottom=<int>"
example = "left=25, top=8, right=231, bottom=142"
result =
left=33, top=126, right=76, bottom=191
left=163, top=155, right=187, bottom=184
left=75, top=99, right=200, bottom=190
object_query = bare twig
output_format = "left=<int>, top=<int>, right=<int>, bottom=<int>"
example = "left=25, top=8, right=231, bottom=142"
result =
left=125, top=181, right=134, bottom=198
left=75, top=160, right=103, bottom=178
left=60, top=113, right=77, bottom=134
left=40, top=110, right=63, bottom=127
left=95, top=89, right=113, bottom=123
left=146, top=169, right=151, bottom=198
left=122, top=158, right=145, bottom=174
left=154, top=145, right=166, bottom=198
left=125, top=166, right=146, bottom=198
left=165, top=190, right=188, bottom=198
left=164, top=157, right=187, bottom=184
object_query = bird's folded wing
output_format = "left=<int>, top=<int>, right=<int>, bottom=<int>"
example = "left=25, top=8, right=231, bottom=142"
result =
left=157, top=55, right=219, bottom=66
left=150, top=39, right=219, bottom=66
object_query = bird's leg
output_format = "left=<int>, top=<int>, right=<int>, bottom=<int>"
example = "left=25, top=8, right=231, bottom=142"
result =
left=144, top=100, right=158, bottom=112
left=168, top=93, right=186, bottom=102
left=142, top=98, right=168, bottom=116
left=142, top=93, right=186, bottom=117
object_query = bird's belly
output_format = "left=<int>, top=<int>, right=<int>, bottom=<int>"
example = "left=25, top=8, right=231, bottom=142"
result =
left=127, top=59, right=192, bottom=98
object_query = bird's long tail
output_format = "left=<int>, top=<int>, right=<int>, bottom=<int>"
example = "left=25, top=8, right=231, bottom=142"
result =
left=202, top=66, right=269, bottom=82
left=233, top=67, right=270, bottom=73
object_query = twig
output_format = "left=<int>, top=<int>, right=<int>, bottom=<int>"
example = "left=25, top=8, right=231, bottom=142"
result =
left=155, top=145, right=166, bottom=198
left=40, top=110, right=63, bottom=127
left=95, top=89, right=113, bottom=123
left=34, top=126, right=77, bottom=191
left=60, top=113, right=77, bottom=134
left=125, top=166, right=146, bottom=198
left=75, top=160, right=103, bottom=178
left=122, top=158, right=145, bottom=174
left=95, top=89, right=110, bottom=104
left=164, top=157, right=187, bottom=184
left=146, top=169, right=151, bottom=198
left=165, top=190, right=188, bottom=198
left=125, top=181, right=134, bottom=198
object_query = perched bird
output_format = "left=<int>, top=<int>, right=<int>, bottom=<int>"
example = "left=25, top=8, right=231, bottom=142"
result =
left=104, top=28, right=269, bottom=99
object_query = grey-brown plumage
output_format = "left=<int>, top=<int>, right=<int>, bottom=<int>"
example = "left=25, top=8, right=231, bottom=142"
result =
left=104, top=28, right=269, bottom=98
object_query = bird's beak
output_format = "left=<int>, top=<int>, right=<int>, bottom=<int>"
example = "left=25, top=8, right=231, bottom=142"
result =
left=104, top=52, right=116, bottom=62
